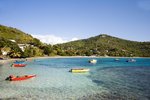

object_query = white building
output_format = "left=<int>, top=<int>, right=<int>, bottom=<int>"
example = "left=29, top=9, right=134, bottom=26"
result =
left=1, top=50, right=8, bottom=55
left=9, top=39, right=16, bottom=43
left=18, top=44, right=30, bottom=51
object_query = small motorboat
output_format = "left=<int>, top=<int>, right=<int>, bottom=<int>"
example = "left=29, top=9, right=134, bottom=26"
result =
left=114, top=58, right=119, bottom=61
left=70, top=68, right=90, bottom=73
left=5, top=75, right=36, bottom=81
left=12, top=64, right=27, bottom=67
left=126, top=59, right=136, bottom=62
left=89, top=59, right=97, bottom=64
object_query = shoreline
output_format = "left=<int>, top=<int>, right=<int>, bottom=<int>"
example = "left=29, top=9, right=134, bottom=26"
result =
left=25, top=56, right=150, bottom=60
left=1, top=56, right=150, bottom=64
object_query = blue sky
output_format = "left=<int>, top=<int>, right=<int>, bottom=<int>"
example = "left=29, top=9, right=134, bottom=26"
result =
left=0, top=0, right=150, bottom=44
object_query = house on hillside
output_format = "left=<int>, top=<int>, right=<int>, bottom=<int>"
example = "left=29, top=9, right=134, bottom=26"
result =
left=18, top=44, right=29, bottom=51
left=9, top=39, right=16, bottom=43
left=1, top=50, right=8, bottom=55
left=18, top=44, right=34, bottom=52
left=1, top=47, right=11, bottom=56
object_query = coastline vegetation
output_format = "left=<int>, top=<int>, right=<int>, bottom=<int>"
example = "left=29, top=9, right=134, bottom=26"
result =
left=0, top=24, right=150, bottom=58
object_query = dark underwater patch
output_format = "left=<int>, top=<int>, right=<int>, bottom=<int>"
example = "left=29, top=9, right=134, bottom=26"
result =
left=92, top=80, right=104, bottom=86
left=89, top=66, right=150, bottom=100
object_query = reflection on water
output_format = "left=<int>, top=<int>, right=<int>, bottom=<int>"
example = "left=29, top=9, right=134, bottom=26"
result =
left=0, top=58, right=150, bottom=100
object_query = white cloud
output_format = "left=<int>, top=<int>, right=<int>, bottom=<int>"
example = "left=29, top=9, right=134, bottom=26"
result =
left=71, top=37, right=79, bottom=41
left=32, top=34, right=79, bottom=45
left=33, top=34, right=67, bottom=45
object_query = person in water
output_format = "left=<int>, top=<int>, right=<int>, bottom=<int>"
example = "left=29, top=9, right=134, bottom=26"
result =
left=9, top=75, right=14, bottom=78
left=5, top=75, right=15, bottom=81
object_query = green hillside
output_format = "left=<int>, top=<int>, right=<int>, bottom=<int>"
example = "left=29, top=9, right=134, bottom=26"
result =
left=0, top=25, right=40, bottom=45
left=0, top=24, right=150, bottom=57
left=0, top=25, right=44, bottom=58
left=58, top=34, right=150, bottom=57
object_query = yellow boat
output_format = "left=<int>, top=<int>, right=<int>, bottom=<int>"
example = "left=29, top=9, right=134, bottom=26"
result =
left=70, top=68, right=90, bottom=73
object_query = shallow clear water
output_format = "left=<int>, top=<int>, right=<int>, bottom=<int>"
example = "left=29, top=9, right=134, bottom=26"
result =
left=0, top=58, right=150, bottom=100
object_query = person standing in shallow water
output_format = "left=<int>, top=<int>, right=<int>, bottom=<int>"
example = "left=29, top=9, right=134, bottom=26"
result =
left=5, top=75, right=14, bottom=81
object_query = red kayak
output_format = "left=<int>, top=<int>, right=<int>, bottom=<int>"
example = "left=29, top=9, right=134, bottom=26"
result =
left=5, top=75, right=36, bottom=81
left=13, top=64, right=26, bottom=67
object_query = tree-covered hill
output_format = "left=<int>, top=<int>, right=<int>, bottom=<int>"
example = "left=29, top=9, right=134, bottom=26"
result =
left=57, top=34, right=150, bottom=57
left=0, top=25, right=41, bottom=45
left=0, top=24, right=150, bottom=57
left=0, top=25, right=45, bottom=58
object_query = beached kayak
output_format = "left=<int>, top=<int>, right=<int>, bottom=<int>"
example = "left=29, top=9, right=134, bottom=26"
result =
left=70, top=68, right=90, bottom=73
left=5, top=75, right=36, bottom=81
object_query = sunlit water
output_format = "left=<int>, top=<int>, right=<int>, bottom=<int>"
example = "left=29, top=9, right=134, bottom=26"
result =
left=0, top=58, right=150, bottom=100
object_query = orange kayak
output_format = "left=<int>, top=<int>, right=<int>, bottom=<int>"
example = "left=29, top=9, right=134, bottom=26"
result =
left=6, top=75, right=36, bottom=81
left=13, top=64, right=26, bottom=67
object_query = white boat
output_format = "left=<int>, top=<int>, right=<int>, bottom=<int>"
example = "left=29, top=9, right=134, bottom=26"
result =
left=114, top=58, right=119, bottom=61
left=126, top=59, right=136, bottom=62
left=89, top=59, right=97, bottom=64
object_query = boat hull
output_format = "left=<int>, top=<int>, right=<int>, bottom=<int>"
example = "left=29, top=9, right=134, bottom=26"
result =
left=70, top=68, right=90, bottom=73
left=89, top=59, right=97, bottom=64
left=13, top=64, right=26, bottom=67
left=8, top=75, right=36, bottom=81
left=126, top=59, right=136, bottom=62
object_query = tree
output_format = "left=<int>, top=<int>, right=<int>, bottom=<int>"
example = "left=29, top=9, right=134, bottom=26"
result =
left=9, top=51, right=21, bottom=58
left=23, top=46, right=43, bottom=57
left=1, top=47, right=11, bottom=55
left=85, top=51, right=93, bottom=56
left=23, top=46, right=34, bottom=57
left=31, top=38, right=42, bottom=47
left=42, top=45, right=52, bottom=55
left=0, top=49, right=2, bottom=56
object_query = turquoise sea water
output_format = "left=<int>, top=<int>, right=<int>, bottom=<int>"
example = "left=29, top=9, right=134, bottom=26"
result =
left=0, top=58, right=150, bottom=100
